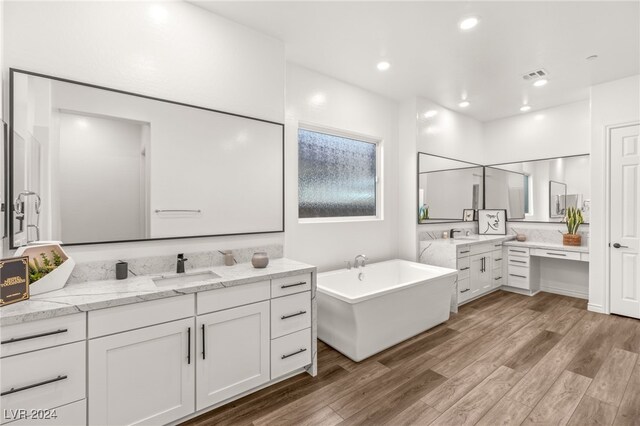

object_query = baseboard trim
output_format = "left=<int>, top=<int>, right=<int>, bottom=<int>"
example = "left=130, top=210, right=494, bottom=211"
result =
left=500, top=286, right=539, bottom=297
left=588, top=303, right=605, bottom=314
left=540, top=284, right=588, bottom=300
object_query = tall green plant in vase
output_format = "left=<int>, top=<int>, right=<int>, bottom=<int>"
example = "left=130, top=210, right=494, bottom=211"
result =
left=563, top=207, right=584, bottom=246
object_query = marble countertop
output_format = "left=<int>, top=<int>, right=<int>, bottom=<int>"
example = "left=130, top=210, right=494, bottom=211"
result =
left=1, top=258, right=316, bottom=326
left=503, top=240, right=589, bottom=253
left=425, top=234, right=515, bottom=247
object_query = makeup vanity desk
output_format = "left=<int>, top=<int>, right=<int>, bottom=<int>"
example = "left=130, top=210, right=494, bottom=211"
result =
left=501, top=240, right=589, bottom=299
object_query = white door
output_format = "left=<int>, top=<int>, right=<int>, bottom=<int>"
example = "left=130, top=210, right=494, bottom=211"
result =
left=196, top=301, right=270, bottom=410
left=88, top=318, right=195, bottom=426
left=610, top=124, right=640, bottom=319
left=470, top=253, right=491, bottom=297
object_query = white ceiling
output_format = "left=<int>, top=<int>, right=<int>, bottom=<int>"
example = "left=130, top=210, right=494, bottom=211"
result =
left=192, top=1, right=640, bottom=122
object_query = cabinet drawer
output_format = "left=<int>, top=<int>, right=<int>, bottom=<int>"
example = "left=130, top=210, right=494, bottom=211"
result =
left=1, top=341, right=85, bottom=423
left=198, top=280, right=270, bottom=315
left=89, top=294, right=194, bottom=338
left=508, top=265, right=530, bottom=289
left=457, top=257, right=470, bottom=279
left=457, top=245, right=471, bottom=258
left=271, top=292, right=311, bottom=339
left=458, top=278, right=471, bottom=303
left=271, top=328, right=311, bottom=379
left=508, top=255, right=530, bottom=267
left=470, top=243, right=494, bottom=256
left=271, top=274, right=312, bottom=298
left=531, top=248, right=581, bottom=261
left=492, top=267, right=503, bottom=287
left=1, top=313, right=86, bottom=358
left=9, top=399, right=86, bottom=426
left=507, top=247, right=530, bottom=257
left=492, top=251, right=503, bottom=269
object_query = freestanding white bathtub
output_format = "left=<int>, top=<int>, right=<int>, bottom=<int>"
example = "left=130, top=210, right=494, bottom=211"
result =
left=317, top=259, right=457, bottom=362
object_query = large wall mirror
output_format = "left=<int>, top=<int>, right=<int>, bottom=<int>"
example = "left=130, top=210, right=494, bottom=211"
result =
left=484, top=154, right=590, bottom=223
left=417, top=153, right=484, bottom=223
left=9, top=69, right=284, bottom=248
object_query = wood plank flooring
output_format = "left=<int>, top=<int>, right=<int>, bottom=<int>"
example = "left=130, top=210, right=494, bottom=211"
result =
left=181, top=291, right=640, bottom=426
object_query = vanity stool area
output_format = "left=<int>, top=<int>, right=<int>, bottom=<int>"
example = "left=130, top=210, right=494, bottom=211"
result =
left=0, top=259, right=317, bottom=426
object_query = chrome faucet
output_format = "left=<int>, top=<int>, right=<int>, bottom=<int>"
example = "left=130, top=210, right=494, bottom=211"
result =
left=176, top=253, right=188, bottom=273
left=354, top=254, right=368, bottom=269
left=449, top=229, right=462, bottom=238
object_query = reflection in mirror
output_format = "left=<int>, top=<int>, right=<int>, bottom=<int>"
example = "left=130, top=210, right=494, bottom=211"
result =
left=10, top=69, right=284, bottom=248
left=484, top=154, right=590, bottom=223
left=417, top=153, right=484, bottom=223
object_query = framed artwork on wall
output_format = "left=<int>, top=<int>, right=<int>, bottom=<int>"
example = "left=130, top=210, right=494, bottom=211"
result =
left=478, top=209, right=507, bottom=235
left=463, top=209, right=475, bottom=222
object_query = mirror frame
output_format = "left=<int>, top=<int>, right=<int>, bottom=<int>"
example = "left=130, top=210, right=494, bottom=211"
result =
left=416, top=152, right=485, bottom=225
left=8, top=68, right=285, bottom=249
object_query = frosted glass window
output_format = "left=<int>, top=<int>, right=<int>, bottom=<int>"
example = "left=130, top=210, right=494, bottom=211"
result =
left=298, top=128, right=377, bottom=218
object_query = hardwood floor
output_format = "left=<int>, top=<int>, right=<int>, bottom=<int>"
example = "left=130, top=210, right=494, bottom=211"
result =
left=182, top=291, right=640, bottom=426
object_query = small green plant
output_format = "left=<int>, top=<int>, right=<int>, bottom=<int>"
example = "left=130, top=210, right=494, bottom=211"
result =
left=419, top=204, right=430, bottom=221
left=564, top=207, right=584, bottom=235
left=28, top=250, right=64, bottom=284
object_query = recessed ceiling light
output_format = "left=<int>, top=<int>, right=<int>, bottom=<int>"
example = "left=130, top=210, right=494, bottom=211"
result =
left=459, top=16, right=479, bottom=31
left=533, top=79, right=548, bottom=87
left=520, top=105, right=531, bottom=112
left=458, top=100, right=470, bottom=108
left=424, top=110, right=438, bottom=118
left=376, top=61, right=391, bottom=71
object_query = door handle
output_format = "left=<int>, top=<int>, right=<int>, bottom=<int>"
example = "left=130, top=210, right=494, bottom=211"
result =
left=613, top=243, right=628, bottom=249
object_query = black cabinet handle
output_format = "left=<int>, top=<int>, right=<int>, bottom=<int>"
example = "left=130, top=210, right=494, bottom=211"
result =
left=459, top=267, right=470, bottom=271
left=546, top=252, right=567, bottom=257
left=281, top=348, right=307, bottom=359
left=459, top=250, right=470, bottom=254
left=494, top=277, right=502, bottom=280
left=495, top=258, right=502, bottom=261
left=510, top=259, right=527, bottom=264
left=201, top=324, right=206, bottom=360
left=1, top=375, right=67, bottom=396
left=510, top=249, right=526, bottom=253
left=1, top=329, right=68, bottom=345
left=460, top=289, right=470, bottom=293
left=281, top=282, right=306, bottom=289
left=509, top=274, right=527, bottom=279
left=187, top=327, right=191, bottom=365
left=281, top=311, right=307, bottom=320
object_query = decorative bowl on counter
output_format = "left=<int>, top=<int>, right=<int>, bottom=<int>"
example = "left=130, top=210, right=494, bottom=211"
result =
left=13, top=242, right=75, bottom=295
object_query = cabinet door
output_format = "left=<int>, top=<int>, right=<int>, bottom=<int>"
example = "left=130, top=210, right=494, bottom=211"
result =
left=470, top=253, right=492, bottom=296
left=196, top=301, right=270, bottom=410
left=88, top=318, right=195, bottom=426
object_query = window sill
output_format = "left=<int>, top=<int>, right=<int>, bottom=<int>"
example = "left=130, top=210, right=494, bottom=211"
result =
left=298, top=216, right=382, bottom=224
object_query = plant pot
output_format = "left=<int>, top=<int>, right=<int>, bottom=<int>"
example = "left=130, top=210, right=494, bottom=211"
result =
left=13, top=243, right=75, bottom=295
left=563, top=233, right=582, bottom=247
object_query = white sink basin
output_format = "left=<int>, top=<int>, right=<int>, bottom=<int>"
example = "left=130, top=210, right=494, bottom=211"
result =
left=153, top=271, right=221, bottom=287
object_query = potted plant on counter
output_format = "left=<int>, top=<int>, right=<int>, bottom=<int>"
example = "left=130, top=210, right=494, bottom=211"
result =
left=14, top=243, right=75, bottom=295
left=563, top=207, right=584, bottom=246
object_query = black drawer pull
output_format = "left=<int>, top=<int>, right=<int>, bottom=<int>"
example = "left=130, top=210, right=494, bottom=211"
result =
left=495, top=258, right=502, bottom=261
left=1, top=329, right=68, bottom=345
left=187, top=327, right=191, bottom=365
left=281, top=282, right=306, bottom=289
left=510, top=260, right=527, bottom=264
left=281, top=348, right=307, bottom=359
left=201, top=324, right=206, bottom=360
left=510, top=249, right=526, bottom=253
left=509, top=274, right=527, bottom=279
left=459, top=267, right=470, bottom=271
left=494, top=244, right=502, bottom=247
left=459, top=250, right=470, bottom=254
left=1, top=375, right=67, bottom=396
left=460, top=289, right=470, bottom=293
left=546, top=252, right=567, bottom=257
left=281, top=311, right=307, bottom=320
left=494, top=277, right=502, bottom=280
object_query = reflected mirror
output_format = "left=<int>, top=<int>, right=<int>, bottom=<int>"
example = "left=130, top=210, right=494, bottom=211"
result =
left=417, top=153, right=484, bottom=223
left=484, top=154, right=590, bottom=223
left=9, top=69, right=284, bottom=248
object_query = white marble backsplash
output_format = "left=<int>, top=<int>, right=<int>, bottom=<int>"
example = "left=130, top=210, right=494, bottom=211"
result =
left=418, top=223, right=478, bottom=241
left=508, top=225, right=589, bottom=247
left=68, top=244, right=283, bottom=284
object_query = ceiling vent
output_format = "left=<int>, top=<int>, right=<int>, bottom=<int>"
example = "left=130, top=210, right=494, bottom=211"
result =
left=522, top=69, right=548, bottom=81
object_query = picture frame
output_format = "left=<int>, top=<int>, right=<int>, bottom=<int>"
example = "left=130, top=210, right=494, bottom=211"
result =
left=0, top=256, right=30, bottom=307
left=462, top=209, right=475, bottom=222
left=478, top=209, right=507, bottom=235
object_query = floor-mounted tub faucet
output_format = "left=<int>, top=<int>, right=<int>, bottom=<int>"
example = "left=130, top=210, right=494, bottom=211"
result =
left=354, top=254, right=368, bottom=269
left=177, top=253, right=188, bottom=273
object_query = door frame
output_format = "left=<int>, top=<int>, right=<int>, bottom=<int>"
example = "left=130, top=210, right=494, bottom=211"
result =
left=605, top=121, right=640, bottom=315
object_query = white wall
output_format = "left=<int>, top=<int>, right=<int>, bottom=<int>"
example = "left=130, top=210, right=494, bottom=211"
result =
left=3, top=1, right=286, bottom=262
left=589, top=75, right=640, bottom=313
left=483, top=100, right=590, bottom=165
left=284, top=64, right=399, bottom=271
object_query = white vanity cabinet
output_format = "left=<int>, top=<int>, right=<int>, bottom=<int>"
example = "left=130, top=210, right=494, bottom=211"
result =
left=456, top=242, right=503, bottom=304
left=196, top=301, right=270, bottom=410
left=88, top=295, right=196, bottom=426
left=0, top=313, right=87, bottom=426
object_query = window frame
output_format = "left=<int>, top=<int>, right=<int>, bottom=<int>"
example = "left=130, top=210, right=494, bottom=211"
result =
left=297, top=122, right=383, bottom=224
